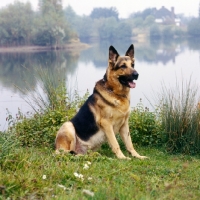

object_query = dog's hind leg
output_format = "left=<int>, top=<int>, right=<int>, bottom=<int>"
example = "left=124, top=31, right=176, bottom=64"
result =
left=55, top=122, right=76, bottom=154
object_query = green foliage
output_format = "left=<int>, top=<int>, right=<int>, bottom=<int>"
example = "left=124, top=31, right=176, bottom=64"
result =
left=156, top=79, right=200, bottom=154
left=0, top=0, right=75, bottom=47
left=162, top=26, right=174, bottom=38
left=173, top=27, right=185, bottom=37
left=75, top=16, right=94, bottom=39
left=33, top=0, right=74, bottom=47
left=64, top=5, right=79, bottom=32
left=130, top=8, right=155, bottom=20
left=114, top=22, right=132, bottom=39
left=7, top=68, right=89, bottom=148
left=1, top=147, right=200, bottom=199
left=0, top=132, right=19, bottom=167
left=143, top=15, right=155, bottom=27
left=90, top=7, right=119, bottom=20
left=0, top=1, right=34, bottom=45
left=98, top=17, right=117, bottom=39
left=150, top=25, right=161, bottom=38
left=132, top=17, right=143, bottom=27
left=98, top=18, right=132, bottom=39
left=129, top=100, right=163, bottom=146
left=188, top=18, right=200, bottom=37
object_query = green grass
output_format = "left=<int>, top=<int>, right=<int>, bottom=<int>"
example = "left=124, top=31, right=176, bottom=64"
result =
left=1, top=145, right=200, bottom=199
left=154, top=78, right=200, bottom=154
left=2, top=69, right=200, bottom=199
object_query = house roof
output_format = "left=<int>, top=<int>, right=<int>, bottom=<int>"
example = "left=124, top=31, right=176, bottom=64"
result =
left=153, top=6, right=176, bottom=19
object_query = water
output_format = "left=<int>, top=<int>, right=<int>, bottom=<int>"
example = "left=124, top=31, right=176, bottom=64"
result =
left=0, top=38, right=200, bottom=131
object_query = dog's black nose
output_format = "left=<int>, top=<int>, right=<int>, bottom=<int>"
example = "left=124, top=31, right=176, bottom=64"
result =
left=132, top=71, right=139, bottom=80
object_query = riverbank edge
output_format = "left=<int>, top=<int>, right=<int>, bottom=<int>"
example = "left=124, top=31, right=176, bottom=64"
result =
left=0, top=41, right=91, bottom=53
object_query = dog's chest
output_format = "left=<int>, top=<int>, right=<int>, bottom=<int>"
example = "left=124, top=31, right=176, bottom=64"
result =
left=79, top=130, right=106, bottom=151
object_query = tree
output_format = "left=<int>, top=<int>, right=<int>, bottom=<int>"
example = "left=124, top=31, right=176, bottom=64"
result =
left=34, top=0, right=73, bottom=47
left=0, top=1, right=34, bottom=46
left=98, top=17, right=117, bottom=39
left=129, top=8, right=155, bottom=20
left=38, top=0, right=63, bottom=16
left=64, top=5, right=77, bottom=22
left=113, top=22, right=132, bottom=39
left=188, top=18, right=200, bottom=37
left=162, top=26, right=173, bottom=38
left=75, top=16, right=94, bottom=39
left=90, top=7, right=118, bottom=20
left=150, top=25, right=161, bottom=38
left=143, top=15, right=155, bottom=27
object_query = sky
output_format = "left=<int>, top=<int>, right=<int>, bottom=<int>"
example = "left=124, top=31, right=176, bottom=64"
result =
left=0, top=0, right=199, bottom=18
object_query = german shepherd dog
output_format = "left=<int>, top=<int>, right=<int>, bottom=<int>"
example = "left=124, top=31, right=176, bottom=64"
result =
left=55, top=44, right=147, bottom=159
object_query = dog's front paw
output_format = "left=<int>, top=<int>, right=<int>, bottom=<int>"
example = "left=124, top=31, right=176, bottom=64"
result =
left=119, top=156, right=131, bottom=160
left=134, top=155, right=149, bottom=160
left=117, top=154, right=131, bottom=160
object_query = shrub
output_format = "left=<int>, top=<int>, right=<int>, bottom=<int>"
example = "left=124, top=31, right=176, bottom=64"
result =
left=0, top=132, right=19, bottom=167
left=150, top=25, right=161, bottom=38
left=162, top=26, right=174, bottom=38
left=188, top=18, right=200, bottom=37
left=156, top=79, right=200, bottom=154
left=7, top=68, right=89, bottom=148
left=129, top=99, right=163, bottom=146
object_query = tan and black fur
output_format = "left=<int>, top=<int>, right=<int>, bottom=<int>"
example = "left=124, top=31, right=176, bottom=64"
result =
left=55, top=44, right=147, bottom=159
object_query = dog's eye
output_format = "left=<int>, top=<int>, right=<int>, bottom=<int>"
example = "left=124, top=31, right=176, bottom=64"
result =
left=121, top=65, right=127, bottom=69
left=132, top=63, right=135, bottom=68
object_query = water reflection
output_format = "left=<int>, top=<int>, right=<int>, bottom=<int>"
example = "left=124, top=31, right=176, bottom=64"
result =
left=0, top=51, right=79, bottom=93
left=1, top=38, right=199, bottom=94
left=0, top=38, right=200, bottom=131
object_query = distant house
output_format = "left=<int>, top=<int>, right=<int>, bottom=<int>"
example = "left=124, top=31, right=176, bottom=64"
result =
left=153, top=6, right=181, bottom=26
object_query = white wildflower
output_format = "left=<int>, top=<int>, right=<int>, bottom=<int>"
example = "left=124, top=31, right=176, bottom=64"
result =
left=74, top=172, right=84, bottom=180
left=82, top=189, right=94, bottom=197
left=57, top=184, right=67, bottom=190
left=86, top=161, right=91, bottom=165
left=83, top=164, right=89, bottom=170
left=42, top=175, right=47, bottom=180
left=88, top=177, right=92, bottom=181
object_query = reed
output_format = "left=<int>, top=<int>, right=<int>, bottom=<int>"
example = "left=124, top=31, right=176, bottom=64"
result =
left=156, top=77, right=200, bottom=154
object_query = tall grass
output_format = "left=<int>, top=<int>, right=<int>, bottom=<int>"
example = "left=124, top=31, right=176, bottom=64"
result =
left=156, top=78, right=200, bottom=154
left=0, top=132, right=19, bottom=167
left=17, top=67, right=67, bottom=113
left=7, top=68, right=88, bottom=147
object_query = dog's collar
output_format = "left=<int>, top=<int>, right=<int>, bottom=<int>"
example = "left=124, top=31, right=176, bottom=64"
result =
left=102, top=83, right=127, bottom=98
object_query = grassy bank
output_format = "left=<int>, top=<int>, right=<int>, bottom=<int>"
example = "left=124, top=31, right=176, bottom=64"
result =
left=1, top=145, right=200, bottom=199
left=1, top=69, right=200, bottom=199
left=0, top=41, right=90, bottom=53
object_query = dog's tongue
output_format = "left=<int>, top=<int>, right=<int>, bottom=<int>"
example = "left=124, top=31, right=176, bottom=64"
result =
left=129, top=81, right=136, bottom=88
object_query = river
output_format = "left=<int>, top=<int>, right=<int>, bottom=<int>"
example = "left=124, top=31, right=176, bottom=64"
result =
left=0, top=38, right=200, bottom=131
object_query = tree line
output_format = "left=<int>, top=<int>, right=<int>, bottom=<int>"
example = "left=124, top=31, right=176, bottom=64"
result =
left=0, top=0, right=199, bottom=47
left=64, top=5, right=200, bottom=41
left=0, top=0, right=76, bottom=47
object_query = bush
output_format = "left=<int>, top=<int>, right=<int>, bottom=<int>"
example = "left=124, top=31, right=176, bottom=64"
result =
left=188, top=18, right=200, bottom=37
left=0, top=132, right=19, bottom=167
left=150, top=25, right=161, bottom=38
left=129, top=100, right=163, bottom=146
left=7, top=68, right=89, bottom=148
left=162, top=26, right=174, bottom=38
left=113, top=22, right=132, bottom=39
left=156, top=79, right=200, bottom=154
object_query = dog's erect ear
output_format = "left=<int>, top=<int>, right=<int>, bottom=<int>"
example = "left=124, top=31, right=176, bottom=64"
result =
left=125, top=44, right=134, bottom=59
left=109, top=46, right=119, bottom=64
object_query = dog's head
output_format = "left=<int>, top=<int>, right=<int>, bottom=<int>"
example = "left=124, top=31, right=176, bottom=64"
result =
left=105, top=44, right=138, bottom=89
